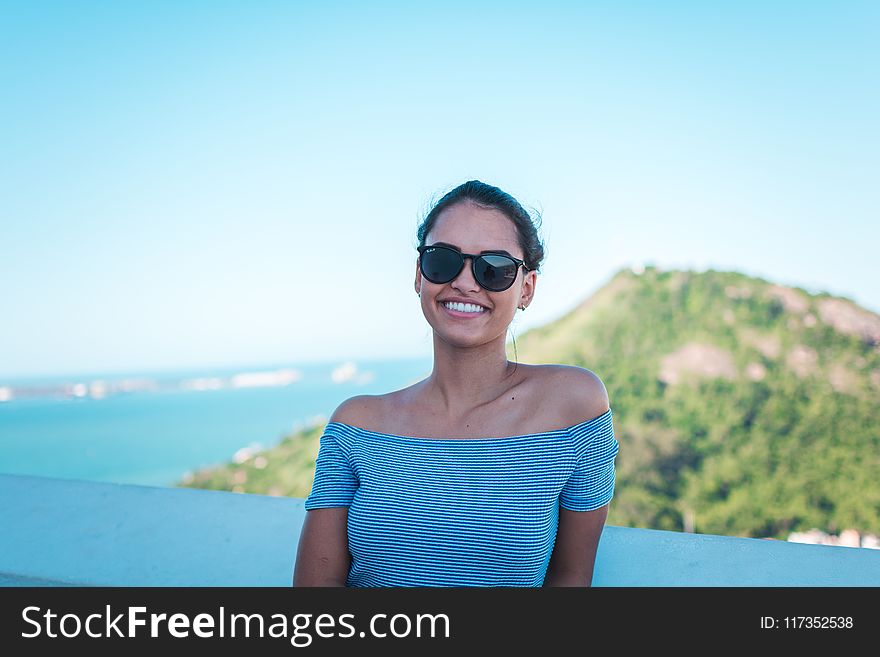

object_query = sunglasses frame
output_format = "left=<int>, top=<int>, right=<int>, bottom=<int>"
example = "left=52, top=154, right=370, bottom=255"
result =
left=417, top=244, right=530, bottom=292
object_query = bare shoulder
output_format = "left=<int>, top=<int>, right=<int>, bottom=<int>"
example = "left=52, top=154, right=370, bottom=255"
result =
left=328, top=395, right=382, bottom=427
left=328, top=380, right=423, bottom=432
left=538, top=364, right=610, bottom=426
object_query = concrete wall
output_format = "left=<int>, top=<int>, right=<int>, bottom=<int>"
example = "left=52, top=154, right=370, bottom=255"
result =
left=2, top=473, right=878, bottom=587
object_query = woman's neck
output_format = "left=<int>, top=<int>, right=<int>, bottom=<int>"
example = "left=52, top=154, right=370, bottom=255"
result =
left=423, top=333, right=517, bottom=417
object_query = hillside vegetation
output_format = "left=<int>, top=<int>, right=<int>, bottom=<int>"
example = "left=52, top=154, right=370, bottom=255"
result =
left=180, top=266, right=880, bottom=539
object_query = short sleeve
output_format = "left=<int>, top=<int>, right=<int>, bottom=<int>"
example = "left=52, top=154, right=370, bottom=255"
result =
left=304, top=425, right=358, bottom=510
left=560, top=409, right=619, bottom=511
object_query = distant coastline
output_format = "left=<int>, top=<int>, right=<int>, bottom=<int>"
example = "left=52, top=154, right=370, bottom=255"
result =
left=0, top=356, right=433, bottom=487
left=0, top=357, right=421, bottom=404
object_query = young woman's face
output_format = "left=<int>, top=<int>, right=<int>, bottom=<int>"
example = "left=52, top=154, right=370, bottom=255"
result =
left=414, top=201, right=536, bottom=348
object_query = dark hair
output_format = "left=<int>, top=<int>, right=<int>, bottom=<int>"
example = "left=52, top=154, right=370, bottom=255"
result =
left=416, top=180, right=545, bottom=273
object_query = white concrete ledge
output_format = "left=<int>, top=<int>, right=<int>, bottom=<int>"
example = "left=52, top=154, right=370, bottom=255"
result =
left=1, top=473, right=878, bottom=587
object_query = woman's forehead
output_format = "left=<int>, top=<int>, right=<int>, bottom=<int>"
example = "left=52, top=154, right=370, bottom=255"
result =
left=427, top=204, right=522, bottom=254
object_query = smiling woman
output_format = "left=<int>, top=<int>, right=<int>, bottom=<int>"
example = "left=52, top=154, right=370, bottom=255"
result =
left=293, top=180, right=619, bottom=587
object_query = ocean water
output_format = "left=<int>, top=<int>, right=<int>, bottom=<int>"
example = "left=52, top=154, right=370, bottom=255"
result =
left=0, top=356, right=433, bottom=488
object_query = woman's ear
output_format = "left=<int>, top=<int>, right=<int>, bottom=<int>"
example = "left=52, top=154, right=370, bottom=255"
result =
left=521, top=270, right=537, bottom=307
left=414, top=258, right=422, bottom=296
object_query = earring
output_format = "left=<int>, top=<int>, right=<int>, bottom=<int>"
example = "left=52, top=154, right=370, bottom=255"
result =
left=519, top=304, right=525, bottom=311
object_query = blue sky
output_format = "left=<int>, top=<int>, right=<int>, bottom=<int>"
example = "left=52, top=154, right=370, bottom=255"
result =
left=1, top=1, right=878, bottom=379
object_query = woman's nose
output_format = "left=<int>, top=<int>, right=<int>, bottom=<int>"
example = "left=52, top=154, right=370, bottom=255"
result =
left=451, top=256, right=480, bottom=290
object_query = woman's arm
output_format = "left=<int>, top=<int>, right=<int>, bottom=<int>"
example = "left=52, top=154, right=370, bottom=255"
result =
left=292, top=507, right=351, bottom=586
left=543, top=365, right=614, bottom=586
left=292, top=396, right=374, bottom=587
left=543, top=504, right=609, bottom=587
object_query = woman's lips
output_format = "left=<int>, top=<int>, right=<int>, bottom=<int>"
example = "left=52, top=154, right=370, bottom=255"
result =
left=438, top=302, right=489, bottom=319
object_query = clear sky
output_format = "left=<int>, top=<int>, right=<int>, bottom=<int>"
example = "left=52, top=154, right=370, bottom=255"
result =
left=1, top=1, right=878, bottom=379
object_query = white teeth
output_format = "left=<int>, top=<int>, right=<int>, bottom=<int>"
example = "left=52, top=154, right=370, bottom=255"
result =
left=443, top=301, right=486, bottom=314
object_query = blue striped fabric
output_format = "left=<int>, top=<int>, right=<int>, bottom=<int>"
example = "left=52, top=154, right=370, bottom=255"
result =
left=304, top=408, right=619, bottom=587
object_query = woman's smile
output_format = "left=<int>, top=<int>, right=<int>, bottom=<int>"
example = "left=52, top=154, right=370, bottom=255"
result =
left=439, top=300, right=491, bottom=319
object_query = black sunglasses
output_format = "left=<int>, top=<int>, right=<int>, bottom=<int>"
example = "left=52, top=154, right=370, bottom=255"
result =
left=417, top=244, right=530, bottom=292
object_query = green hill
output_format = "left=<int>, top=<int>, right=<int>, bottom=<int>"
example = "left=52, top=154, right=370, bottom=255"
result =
left=179, top=266, right=880, bottom=539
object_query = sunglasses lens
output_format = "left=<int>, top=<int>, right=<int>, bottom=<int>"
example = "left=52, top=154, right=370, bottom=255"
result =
left=420, top=247, right=462, bottom=283
left=475, top=255, right=519, bottom=291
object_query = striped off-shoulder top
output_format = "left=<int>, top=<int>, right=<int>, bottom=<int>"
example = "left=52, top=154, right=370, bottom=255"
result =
left=303, top=407, right=619, bottom=587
